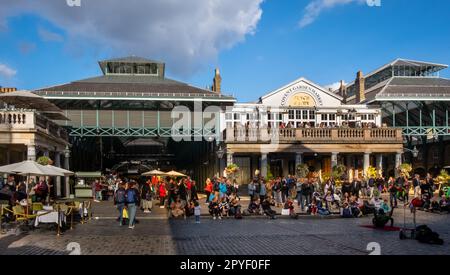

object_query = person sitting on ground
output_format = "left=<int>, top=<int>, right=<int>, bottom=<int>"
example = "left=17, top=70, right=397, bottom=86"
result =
left=349, top=196, right=362, bottom=217
left=284, top=198, right=298, bottom=219
left=228, top=194, right=242, bottom=217
left=261, top=198, right=276, bottom=219
left=340, top=202, right=353, bottom=218
left=370, top=196, right=383, bottom=210
left=308, top=197, right=318, bottom=215
left=247, top=198, right=261, bottom=215
left=317, top=199, right=331, bottom=215
left=439, top=195, right=450, bottom=213
left=170, top=198, right=185, bottom=219
left=208, top=195, right=221, bottom=220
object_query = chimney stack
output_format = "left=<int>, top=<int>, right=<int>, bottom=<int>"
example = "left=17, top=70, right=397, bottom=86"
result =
left=0, top=87, right=17, bottom=93
left=339, top=80, right=347, bottom=103
left=212, top=68, right=222, bottom=94
left=355, top=71, right=365, bottom=103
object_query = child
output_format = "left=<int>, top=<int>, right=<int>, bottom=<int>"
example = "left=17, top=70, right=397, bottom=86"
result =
left=194, top=201, right=201, bottom=223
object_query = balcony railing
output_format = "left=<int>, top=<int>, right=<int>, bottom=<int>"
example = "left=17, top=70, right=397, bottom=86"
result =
left=0, top=109, right=68, bottom=140
left=226, top=127, right=403, bottom=143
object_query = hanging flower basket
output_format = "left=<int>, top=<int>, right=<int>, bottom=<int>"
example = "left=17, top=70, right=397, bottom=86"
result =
left=226, top=164, right=240, bottom=175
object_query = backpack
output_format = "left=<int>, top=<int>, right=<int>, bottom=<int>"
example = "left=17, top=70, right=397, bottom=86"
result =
left=415, top=225, right=444, bottom=245
left=126, top=189, right=137, bottom=204
left=342, top=208, right=352, bottom=218
left=115, top=189, right=126, bottom=204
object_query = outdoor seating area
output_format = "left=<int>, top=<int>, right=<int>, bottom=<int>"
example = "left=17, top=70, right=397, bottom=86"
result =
left=0, top=160, right=94, bottom=236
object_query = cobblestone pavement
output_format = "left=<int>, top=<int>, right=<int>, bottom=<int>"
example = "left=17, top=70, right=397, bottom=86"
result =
left=1, top=201, right=449, bottom=255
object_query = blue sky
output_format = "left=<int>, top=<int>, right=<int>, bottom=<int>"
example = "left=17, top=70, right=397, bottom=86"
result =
left=1, top=0, right=449, bottom=102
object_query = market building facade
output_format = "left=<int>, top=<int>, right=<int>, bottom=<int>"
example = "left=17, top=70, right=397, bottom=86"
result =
left=223, top=77, right=403, bottom=184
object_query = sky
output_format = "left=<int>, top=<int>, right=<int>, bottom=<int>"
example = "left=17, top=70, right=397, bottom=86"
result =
left=0, top=0, right=449, bottom=103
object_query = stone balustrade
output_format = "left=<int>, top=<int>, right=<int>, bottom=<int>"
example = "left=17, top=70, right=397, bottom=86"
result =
left=0, top=109, right=68, bottom=140
left=226, top=127, right=403, bottom=144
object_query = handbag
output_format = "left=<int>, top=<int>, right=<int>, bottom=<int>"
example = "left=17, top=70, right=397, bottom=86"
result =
left=122, top=208, right=129, bottom=219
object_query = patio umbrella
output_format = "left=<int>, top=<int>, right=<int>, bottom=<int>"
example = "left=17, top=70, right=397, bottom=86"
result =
left=46, top=165, right=75, bottom=176
left=0, top=160, right=64, bottom=207
left=142, top=170, right=167, bottom=176
left=0, top=90, right=63, bottom=113
left=165, top=170, right=187, bottom=177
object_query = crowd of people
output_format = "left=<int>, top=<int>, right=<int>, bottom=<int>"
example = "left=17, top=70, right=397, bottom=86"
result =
left=107, top=168, right=450, bottom=229
left=0, top=175, right=53, bottom=207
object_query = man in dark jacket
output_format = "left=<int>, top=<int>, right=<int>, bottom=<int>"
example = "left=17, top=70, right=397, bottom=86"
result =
left=351, top=178, right=361, bottom=198
left=341, top=181, right=352, bottom=197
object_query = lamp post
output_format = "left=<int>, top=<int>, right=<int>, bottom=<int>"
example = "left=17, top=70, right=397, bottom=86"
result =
left=216, top=145, right=225, bottom=178
left=404, top=146, right=419, bottom=158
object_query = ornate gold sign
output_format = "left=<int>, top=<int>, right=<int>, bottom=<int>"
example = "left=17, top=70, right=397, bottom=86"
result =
left=287, top=92, right=316, bottom=107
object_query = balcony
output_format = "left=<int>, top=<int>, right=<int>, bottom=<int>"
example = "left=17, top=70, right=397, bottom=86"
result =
left=225, top=127, right=403, bottom=144
left=0, top=109, right=68, bottom=140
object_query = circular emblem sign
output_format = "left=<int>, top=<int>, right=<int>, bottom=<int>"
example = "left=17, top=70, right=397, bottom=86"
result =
left=288, top=92, right=316, bottom=107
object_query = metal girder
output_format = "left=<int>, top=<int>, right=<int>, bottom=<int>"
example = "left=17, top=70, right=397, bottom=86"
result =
left=402, top=126, right=450, bottom=136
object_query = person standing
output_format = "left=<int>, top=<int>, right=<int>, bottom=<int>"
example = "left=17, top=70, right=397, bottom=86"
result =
left=141, top=180, right=153, bottom=214
left=412, top=174, right=421, bottom=198
left=191, top=180, right=198, bottom=202
left=248, top=179, right=256, bottom=201
left=351, top=177, right=361, bottom=198
left=388, top=177, right=398, bottom=208
left=259, top=179, right=266, bottom=202
left=425, top=173, right=435, bottom=195
left=159, top=181, right=167, bottom=208
left=126, top=182, right=140, bottom=229
left=114, top=183, right=126, bottom=226
left=233, top=180, right=240, bottom=200
left=194, top=200, right=201, bottom=224
left=204, top=178, right=213, bottom=204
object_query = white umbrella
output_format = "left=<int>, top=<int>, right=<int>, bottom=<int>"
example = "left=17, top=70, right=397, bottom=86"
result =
left=142, top=170, right=167, bottom=176
left=165, top=170, right=187, bottom=177
left=46, top=165, right=74, bottom=176
left=0, top=160, right=64, bottom=207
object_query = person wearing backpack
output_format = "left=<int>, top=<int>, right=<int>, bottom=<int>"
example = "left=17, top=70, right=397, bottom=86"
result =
left=114, top=183, right=127, bottom=226
left=126, top=182, right=140, bottom=229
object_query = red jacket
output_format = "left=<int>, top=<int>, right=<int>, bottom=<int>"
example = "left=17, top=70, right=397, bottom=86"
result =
left=159, top=184, right=166, bottom=197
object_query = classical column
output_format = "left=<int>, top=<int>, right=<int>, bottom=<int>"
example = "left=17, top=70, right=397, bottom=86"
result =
left=282, top=158, right=289, bottom=177
left=54, top=152, right=62, bottom=197
left=295, top=153, right=303, bottom=167
left=64, top=146, right=71, bottom=198
left=226, top=152, right=233, bottom=167
left=331, top=152, right=339, bottom=168
left=260, top=153, right=268, bottom=179
left=27, top=145, right=36, bottom=161
left=363, top=153, right=371, bottom=177
left=6, top=148, right=10, bottom=164
left=376, top=154, right=383, bottom=176
left=395, top=152, right=402, bottom=178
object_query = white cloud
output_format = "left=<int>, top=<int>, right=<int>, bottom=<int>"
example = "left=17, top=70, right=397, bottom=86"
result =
left=299, top=0, right=365, bottom=28
left=0, top=0, right=263, bottom=76
left=0, top=63, right=17, bottom=78
left=38, top=27, right=64, bottom=42
left=324, top=81, right=345, bottom=92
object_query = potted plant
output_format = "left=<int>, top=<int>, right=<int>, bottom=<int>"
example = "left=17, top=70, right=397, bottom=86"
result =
left=398, top=163, right=412, bottom=178
left=296, top=163, right=309, bottom=179
left=37, top=156, right=53, bottom=166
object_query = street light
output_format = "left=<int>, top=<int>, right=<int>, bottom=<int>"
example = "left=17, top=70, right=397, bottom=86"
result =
left=216, top=146, right=225, bottom=159
left=404, top=146, right=419, bottom=158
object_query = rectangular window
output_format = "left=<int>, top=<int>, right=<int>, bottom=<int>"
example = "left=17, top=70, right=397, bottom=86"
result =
left=296, top=110, right=301, bottom=120
left=321, top=114, right=328, bottom=121
left=329, top=114, right=336, bottom=121
left=225, top=113, right=232, bottom=120
left=302, top=110, right=308, bottom=120
left=234, top=113, right=240, bottom=120
left=309, top=110, right=315, bottom=120
left=368, top=114, right=375, bottom=120
left=288, top=110, right=295, bottom=120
